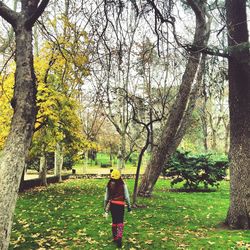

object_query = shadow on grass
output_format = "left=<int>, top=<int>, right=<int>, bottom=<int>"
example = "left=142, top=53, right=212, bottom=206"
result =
left=131, top=204, right=148, bottom=209
left=168, top=188, right=217, bottom=193
left=216, top=221, right=230, bottom=230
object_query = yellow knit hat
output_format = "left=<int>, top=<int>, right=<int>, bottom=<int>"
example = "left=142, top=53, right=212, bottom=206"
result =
left=111, top=169, right=121, bottom=180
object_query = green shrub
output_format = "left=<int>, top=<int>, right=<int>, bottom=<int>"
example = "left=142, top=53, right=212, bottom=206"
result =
left=26, top=156, right=40, bottom=171
left=100, top=163, right=112, bottom=168
left=162, top=151, right=229, bottom=189
left=127, top=153, right=138, bottom=166
left=26, top=152, right=54, bottom=171
left=63, top=154, right=76, bottom=170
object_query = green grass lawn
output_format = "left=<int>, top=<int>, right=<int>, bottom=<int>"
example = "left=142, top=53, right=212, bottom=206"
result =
left=70, top=152, right=148, bottom=175
left=71, top=163, right=145, bottom=175
left=71, top=161, right=146, bottom=175
left=10, top=179, right=250, bottom=249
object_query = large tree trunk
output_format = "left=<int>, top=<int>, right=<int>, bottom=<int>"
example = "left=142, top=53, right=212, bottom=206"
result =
left=0, top=25, right=37, bottom=249
left=0, top=1, right=49, bottom=248
left=225, top=0, right=250, bottom=229
left=138, top=0, right=210, bottom=196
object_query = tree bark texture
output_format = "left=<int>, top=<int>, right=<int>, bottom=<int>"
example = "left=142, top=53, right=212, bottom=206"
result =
left=132, top=121, right=151, bottom=205
left=0, top=1, right=49, bottom=248
left=225, top=0, right=250, bottom=229
left=0, top=25, right=36, bottom=250
left=138, top=0, right=210, bottom=196
left=200, top=108, right=208, bottom=151
left=39, top=152, right=48, bottom=186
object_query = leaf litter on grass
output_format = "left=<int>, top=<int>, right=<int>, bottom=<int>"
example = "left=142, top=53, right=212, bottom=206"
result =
left=9, top=179, right=250, bottom=249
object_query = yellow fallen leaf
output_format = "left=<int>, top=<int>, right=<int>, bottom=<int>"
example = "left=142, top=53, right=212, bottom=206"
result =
left=145, top=240, right=153, bottom=244
left=128, top=237, right=137, bottom=244
left=208, top=241, right=215, bottom=245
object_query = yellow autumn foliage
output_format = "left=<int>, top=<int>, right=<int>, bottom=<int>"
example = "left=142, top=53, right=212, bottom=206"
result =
left=31, top=28, right=92, bottom=154
left=0, top=70, right=14, bottom=149
left=0, top=16, right=94, bottom=155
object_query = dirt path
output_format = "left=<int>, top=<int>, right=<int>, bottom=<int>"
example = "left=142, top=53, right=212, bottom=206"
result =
left=24, top=165, right=145, bottom=180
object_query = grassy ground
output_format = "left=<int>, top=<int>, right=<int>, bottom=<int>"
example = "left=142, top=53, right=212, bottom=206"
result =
left=25, top=153, right=146, bottom=178
left=72, top=162, right=145, bottom=175
left=71, top=153, right=147, bottom=175
left=10, top=179, right=250, bottom=249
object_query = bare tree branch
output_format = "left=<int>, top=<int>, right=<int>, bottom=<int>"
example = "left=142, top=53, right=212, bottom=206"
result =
left=0, top=1, right=18, bottom=27
left=25, top=0, right=50, bottom=29
left=185, top=44, right=229, bottom=58
left=146, top=0, right=174, bottom=25
left=187, top=0, right=206, bottom=22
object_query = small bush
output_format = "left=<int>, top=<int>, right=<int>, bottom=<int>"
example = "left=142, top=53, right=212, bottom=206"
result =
left=162, top=151, right=229, bottom=190
left=63, top=154, right=76, bottom=170
left=26, top=156, right=40, bottom=172
left=26, top=152, right=54, bottom=171
left=127, top=153, right=138, bottom=166
left=100, top=163, right=112, bottom=168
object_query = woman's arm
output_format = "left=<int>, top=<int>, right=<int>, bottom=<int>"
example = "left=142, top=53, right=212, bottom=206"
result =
left=104, top=187, right=109, bottom=210
left=124, top=184, right=131, bottom=211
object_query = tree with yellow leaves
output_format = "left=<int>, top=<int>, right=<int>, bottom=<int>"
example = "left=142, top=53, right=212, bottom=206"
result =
left=0, top=71, right=14, bottom=150
left=30, top=25, right=90, bottom=183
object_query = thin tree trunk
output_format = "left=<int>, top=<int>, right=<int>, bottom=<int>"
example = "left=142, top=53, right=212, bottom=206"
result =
left=118, top=132, right=126, bottom=170
left=211, top=130, right=217, bottom=150
left=225, top=0, right=250, bottom=229
left=132, top=125, right=150, bottom=205
left=109, top=144, right=113, bottom=161
left=199, top=76, right=208, bottom=151
left=138, top=0, right=210, bottom=197
left=207, top=111, right=217, bottom=150
left=149, top=108, right=154, bottom=152
left=200, top=110, right=208, bottom=151
left=54, top=143, right=63, bottom=182
left=39, top=152, right=47, bottom=186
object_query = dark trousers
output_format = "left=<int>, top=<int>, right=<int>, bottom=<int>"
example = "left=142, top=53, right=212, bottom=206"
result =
left=110, top=203, right=125, bottom=241
left=110, top=203, right=124, bottom=224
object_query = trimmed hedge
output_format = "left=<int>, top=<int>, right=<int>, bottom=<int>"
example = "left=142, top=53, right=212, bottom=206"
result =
left=19, top=174, right=71, bottom=192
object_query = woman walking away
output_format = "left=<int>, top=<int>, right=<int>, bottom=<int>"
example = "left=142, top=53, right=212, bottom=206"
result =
left=104, top=169, right=131, bottom=248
